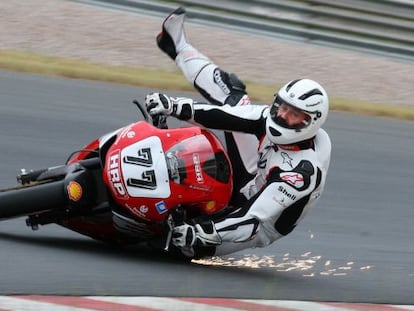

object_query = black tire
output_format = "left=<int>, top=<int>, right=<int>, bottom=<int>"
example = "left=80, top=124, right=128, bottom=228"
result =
left=0, top=180, right=67, bottom=220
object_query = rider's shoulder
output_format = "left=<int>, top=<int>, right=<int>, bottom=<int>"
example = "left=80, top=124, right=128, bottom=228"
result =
left=315, top=128, right=331, bottom=149
left=314, top=128, right=331, bottom=171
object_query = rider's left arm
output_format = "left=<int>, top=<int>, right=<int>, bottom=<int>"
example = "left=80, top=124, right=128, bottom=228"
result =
left=190, top=103, right=267, bottom=138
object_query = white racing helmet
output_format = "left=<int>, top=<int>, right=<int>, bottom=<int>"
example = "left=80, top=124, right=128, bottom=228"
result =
left=265, top=79, right=329, bottom=145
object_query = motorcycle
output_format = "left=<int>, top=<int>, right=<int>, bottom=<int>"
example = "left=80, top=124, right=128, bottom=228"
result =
left=0, top=100, right=233, bottom=256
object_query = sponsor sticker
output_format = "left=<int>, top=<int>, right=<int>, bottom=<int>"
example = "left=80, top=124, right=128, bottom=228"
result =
left=155, top=201, right=168, bottom=214
left=280, top=172, right=304, bottom=188
left=205, top=200, right=216, bottom=212
left=278, top=185, right=297, bottom=200
left=213, top=68, right=231, bottom=94
left=107, top=150, right=128, bottom=199
left=129, top=204, right=149, bottom=220
left=126, top=131, right=135, bottom=139
left=193, top=153, right=204, bottom=184
left=67, top=181, right=83, bottom=202
left=139, top=205, right=149, bottom=214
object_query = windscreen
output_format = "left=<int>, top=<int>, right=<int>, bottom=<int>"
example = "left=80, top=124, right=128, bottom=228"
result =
left=165, top=135, right=218, bottom=188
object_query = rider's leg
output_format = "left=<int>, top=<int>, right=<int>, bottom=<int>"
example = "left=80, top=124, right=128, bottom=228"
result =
left=157, top=8, right=248, bottom=107
left=157, top=8, right=258, bottom=195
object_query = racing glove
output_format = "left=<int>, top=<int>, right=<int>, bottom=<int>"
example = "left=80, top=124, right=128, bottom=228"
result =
left=172, top=221, right=222, bottom=257
left=145, top=92, right=194, bottom=120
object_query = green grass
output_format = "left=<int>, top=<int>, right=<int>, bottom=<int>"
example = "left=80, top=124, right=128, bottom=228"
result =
left=1, top=49, right=413, bottom=121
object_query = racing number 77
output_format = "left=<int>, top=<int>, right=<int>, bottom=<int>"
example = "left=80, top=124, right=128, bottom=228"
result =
left=123, top=148, right=157, bottom=190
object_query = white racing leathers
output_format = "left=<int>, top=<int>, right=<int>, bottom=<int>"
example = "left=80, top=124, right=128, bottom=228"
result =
left=174, top=47, right=332, bottom=257
left=190, top=104, right=331, bottom=256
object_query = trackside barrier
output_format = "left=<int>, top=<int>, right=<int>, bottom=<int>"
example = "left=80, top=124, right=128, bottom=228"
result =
left=79, top=0, right=414, bottom=61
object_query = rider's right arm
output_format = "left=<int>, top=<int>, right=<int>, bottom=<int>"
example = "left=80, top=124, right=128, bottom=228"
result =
left=189, top=103, right=268, bottom=138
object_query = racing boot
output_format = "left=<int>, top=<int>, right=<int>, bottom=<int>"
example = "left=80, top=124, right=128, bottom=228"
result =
left=156, top=7, right=188, bottom=60
left=157, top=7, right=213, bottom=86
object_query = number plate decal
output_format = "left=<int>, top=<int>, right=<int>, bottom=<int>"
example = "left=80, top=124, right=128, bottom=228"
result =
left=120, top=136, right=170, bottom=198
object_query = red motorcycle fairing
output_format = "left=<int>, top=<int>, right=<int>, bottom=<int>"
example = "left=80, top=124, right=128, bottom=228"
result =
left=21, top=121, right=232, bottom=243
left=101, top=121, right=233, bottom=224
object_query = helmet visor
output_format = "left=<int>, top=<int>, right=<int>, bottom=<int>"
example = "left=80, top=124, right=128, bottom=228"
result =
left=270, top=96, right=311, bottom=130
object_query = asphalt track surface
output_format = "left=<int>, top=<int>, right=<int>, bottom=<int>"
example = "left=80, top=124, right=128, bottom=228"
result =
left=0, top=70, right=413, bottom=304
